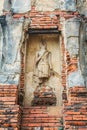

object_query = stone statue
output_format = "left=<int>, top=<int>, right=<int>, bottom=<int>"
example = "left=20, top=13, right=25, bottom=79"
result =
left=32, top=39, right=60, bottom=106
left=32, top=40, right=57, bottom=105
left=33, top=39, right=52, bottom=85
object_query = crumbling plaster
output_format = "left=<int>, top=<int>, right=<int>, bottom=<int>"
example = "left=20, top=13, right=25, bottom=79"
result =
left=0, top=15, right=24, bottom=84
left=35, top=0, right=76, bottom=11
left=61, top=17, right=85, bottom=87
left=0, top=0, right=87, bottom=88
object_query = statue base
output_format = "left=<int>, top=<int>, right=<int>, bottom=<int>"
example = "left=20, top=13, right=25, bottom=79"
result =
left=31, top=85, right=56, bottom=106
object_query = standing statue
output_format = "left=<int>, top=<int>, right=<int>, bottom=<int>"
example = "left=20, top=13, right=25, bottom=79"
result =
left=33, top=39, right=52, bottom=85
left=32, top=39, right=57, bottom=106
left=32, top=39, right=61, bottom=106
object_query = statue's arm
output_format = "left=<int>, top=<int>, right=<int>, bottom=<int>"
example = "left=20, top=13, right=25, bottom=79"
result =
left=35, top=52, right=42, bottom=64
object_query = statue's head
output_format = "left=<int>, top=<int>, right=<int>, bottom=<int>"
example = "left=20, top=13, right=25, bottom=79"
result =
left=40, top=38, right=47, bottom=49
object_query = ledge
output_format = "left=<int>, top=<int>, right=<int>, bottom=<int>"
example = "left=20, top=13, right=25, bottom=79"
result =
left=27, top=28, right=61, bottom=34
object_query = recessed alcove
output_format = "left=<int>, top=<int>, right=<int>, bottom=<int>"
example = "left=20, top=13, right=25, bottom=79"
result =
left=24, top=33, right=63, bottom=107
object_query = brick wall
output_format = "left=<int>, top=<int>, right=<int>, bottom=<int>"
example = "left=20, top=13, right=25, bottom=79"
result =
left=61, top=37, right=67, bottom=88
left=20, top=51, right=25, bottom=90
left=13, top=6, right=79, bottom=29
left=63, top=86, right=87, bottom=130
left=66, top=50, right=78, bottom=75
left=0, top=85, right=22, bottom=129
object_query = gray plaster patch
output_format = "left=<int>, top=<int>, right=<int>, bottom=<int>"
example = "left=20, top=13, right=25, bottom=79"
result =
left=3, top=0, right=31, bottom=13
left=0, top=74, right=20, bottom=84
left=35, top=0, right=66, bottom=11
left=65, top=0, right=76, bottom=11
left=67, top=37, right=79, bottom=57
left=35, top=0, right=57, bottom=11
left=65, top=18, right=80, bottom=37
left=2, top=62, right=21, bottom=74
left=7, top=74, right=20, bottom=84
left=35, top=0, right=65, bottom=11
left=55, top=0, right=65, bottom=10
left=0, top=15, right=24, bottom=84
left=67, top=70, right=85, bottom=88
left=12, top=0, right=31, bottom=13
left=3, top=0, right=12, bottom=12
left=0, top=74, right=9, bottom=83
left=35, top=0, right=76, bottom=11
